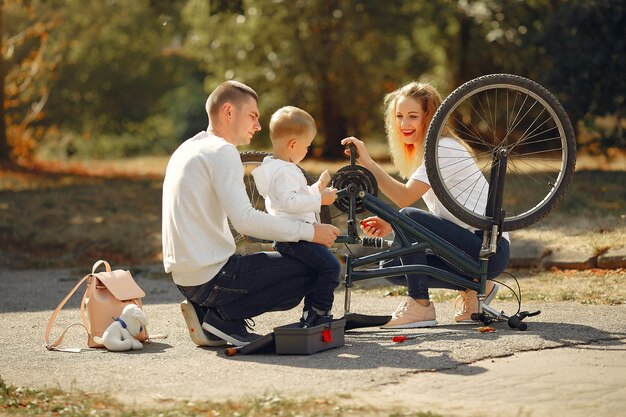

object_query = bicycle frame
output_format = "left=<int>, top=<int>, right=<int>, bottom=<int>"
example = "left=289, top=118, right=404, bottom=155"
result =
left=340, top=191, right=486, bottom=311
left=339, top=151, right=510, bottom=323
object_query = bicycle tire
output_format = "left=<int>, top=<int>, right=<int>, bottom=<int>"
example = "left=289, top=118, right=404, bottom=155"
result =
left=424, top=74, right=576, bottom=231
left=232, top=151, right=332, bottom=254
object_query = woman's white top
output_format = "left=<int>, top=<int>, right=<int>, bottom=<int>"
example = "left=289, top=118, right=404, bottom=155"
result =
left=410, top=137, right=510, bottom=241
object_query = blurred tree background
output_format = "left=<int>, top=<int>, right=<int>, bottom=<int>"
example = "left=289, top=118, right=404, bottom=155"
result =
left=1, top=0, right=624, bottom=165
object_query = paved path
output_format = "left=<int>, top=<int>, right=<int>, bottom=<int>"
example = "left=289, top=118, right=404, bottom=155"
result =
left=1, top=268, right=625, bottom=416
left=348, top=340, right=626, bottom=417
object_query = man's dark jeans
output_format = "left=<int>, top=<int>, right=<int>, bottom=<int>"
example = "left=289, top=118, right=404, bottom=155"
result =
left=274, top=241, right=340, bottom=313
left=386, top=207, right=510, bottom=299
left=177, top=251, right=317, bottom=321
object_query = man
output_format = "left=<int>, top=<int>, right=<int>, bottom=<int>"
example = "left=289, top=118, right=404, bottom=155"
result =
left=162, top=81, right=340, bottom=346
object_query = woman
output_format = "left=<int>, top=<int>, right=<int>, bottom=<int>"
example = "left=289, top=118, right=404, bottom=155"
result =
left=341, top=81, right=510, bottom=329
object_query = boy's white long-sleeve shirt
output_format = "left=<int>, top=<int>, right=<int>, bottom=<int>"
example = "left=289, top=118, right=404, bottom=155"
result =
left=251, top=156, right=321, bottom=224
left=162, top=132, right=315, bottom=286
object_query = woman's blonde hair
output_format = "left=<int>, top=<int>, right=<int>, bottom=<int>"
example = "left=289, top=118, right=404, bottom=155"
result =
left=384, top=82, right=454, bottom=179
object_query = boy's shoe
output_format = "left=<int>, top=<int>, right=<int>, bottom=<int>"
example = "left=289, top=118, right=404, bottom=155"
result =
left=381, top=297, right=437, bottom=329
left=454, top=281, right=500, bottom=322
left=180, top=300, right=227, bottom=347
left=300, top=310, right=333, bottom=328
left=201, top=309, right=262, bottom=347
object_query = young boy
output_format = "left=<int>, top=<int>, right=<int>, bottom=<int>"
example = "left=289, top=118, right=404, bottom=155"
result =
left=252, top=106, right=339, bottom=328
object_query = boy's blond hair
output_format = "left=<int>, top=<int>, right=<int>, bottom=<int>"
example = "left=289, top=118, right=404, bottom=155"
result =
left=269, top=106, right=317, bottom=144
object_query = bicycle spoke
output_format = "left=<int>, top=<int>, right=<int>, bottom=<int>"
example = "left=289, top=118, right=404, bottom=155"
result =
left=510, top=157, right=560, bottom=185
left=507, top=160, right=547, bottom=187
left=452, top=115, right=489, bottom=146
left=517, top=133, right=561, bottom=147
left=512, top=147, right=564, bottom=158
left=472, top=178, right=489, bottom=213
left=510, top=146, right=564, bottom=165
left=503, top=92, right=526, bottom=140
left=454, top=171, right=486, bottom=209
left=509, top=99, right=539, bottom=142
left=493, top=89, right=498, bottom=144
left=474, top=96, right=498, bottom=140
left=508, top=107, right=548, bottom=152
left=503, top=88, right=519, bottom=143
left=509, top=114, right=554, bottom=148
left=440, top=158, right=482, bottom=183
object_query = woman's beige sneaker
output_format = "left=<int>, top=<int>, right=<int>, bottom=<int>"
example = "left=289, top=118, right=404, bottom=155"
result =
left=381, top=297, right=437, bottom=328
left=454, top=280, right=499, bottom=322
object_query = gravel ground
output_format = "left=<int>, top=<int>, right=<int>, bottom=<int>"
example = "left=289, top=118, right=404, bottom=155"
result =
left=1, top=266, right=625, bottom=417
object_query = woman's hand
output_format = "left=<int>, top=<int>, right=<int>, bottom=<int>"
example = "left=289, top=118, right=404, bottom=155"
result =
left=360, top=216, right=392, bottom=237
left=341, top=137, right=374, bottom=169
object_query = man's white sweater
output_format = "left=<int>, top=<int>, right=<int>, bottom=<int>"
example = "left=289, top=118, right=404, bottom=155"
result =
left=162, top=132, right=314, bottom=286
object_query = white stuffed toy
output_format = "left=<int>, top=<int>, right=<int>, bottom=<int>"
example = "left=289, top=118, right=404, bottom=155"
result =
left=93, top=304, right=148, bottom=351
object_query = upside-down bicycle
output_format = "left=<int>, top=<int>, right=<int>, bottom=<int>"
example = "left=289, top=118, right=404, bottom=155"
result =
left=234, top=74, right=576, bottom=331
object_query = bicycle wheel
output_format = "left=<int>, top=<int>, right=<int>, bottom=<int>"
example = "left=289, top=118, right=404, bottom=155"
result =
left=424, top=74, right=576, bottom=231
left=232, top=151, right=332, bottom=254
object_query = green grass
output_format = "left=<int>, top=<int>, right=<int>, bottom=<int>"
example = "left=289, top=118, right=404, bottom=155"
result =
left=0, top=378, right=441, bottom=417
left=0, top=156, right=624, bottom=270
left=374, top=268, right=626, bottom=306
left=557, top=170, right=625, bottom=216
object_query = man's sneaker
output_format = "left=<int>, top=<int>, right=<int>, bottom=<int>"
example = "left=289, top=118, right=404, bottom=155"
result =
left=201, top=309, right=262, bottom=347
left=381, top=297, right=437, bottom=329
left=180, top=300, right=227, bottom=346
left=454, top=280, right=500, bottom=322
left=300, top=310, right=333, bottom=328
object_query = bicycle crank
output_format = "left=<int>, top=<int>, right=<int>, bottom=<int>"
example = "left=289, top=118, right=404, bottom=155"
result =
left=331, top=165, right=378, bottom=213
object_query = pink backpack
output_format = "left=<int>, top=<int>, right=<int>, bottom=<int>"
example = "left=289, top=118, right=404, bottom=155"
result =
left=44, top=260, right=147, bottom=352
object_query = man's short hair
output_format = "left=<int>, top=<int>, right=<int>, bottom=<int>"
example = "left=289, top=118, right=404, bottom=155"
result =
left=205, top=80, right=258, bottom=119
left=269, top=106, right=317, bottom=143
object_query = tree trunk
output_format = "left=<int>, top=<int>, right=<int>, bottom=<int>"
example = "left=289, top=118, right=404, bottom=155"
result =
left=456, top=13, right=471, bottom=87
left=0, top=0, right=11, bottom=163
left=319, top=85, right=348, bottom=160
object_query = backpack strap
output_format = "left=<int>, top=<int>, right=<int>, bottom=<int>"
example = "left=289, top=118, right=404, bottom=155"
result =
left=91, top=260, right=111, bottom=274
left=44, top=274, right=91, bottom=353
